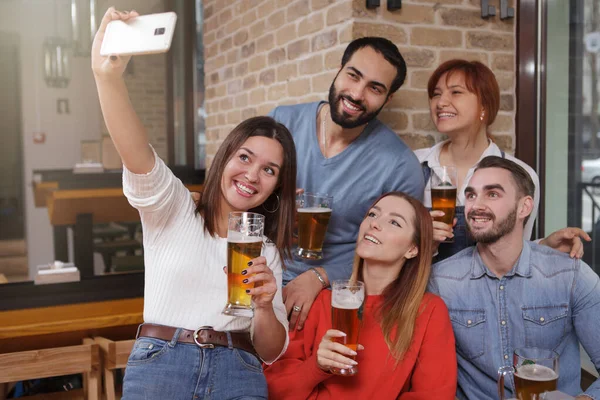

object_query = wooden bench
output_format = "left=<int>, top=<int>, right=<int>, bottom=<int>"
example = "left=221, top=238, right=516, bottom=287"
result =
left=0, top=340, right=101, bottom=400
left=94, top=337, right=135, bottom=400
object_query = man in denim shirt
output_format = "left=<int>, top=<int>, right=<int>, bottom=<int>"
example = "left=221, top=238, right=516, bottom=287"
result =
left=428, top=156, right=600, bottom=400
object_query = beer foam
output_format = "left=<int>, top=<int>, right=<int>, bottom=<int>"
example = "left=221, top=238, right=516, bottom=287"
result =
left=515, top=364, right=558, bottom=381
left=332, top=291, right=364, bottom=309
left=297, top=207, right=332, bottom=213
left=227, top=231, right=263, bottom=243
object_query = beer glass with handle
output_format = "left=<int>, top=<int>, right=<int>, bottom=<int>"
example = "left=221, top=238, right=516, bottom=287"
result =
left=330, top=279, right=365, bottom=376
left=296, top=192, right=333, bottom=260
left=430, top=166, right=458, bottom=242
left=222, top=212, right=265, bottom=318
left=497, top=347, right=559, bottom=400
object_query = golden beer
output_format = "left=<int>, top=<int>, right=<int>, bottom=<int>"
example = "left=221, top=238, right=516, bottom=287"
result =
left=514, top=364, right=558, bottom=399
left=297, top=208, right=332, bottom=259
left=223, top=212, right=265, bottom=318
left=330, top=280, right=364, bottom=376
left=431, top=187, right=457, bottom=225
left=227, top=239, right=262, bottom=308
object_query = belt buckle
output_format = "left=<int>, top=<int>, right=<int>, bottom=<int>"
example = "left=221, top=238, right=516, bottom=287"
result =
left=193, top=326, right=215, bottom=349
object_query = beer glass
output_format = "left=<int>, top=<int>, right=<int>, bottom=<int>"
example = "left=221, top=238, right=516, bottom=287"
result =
left=430, top=166, right=458, bottom=243
left=296, top=192, right=333, bottom=260
left=497, top=347, right=559, bottom=400
left=330, top=280, right=364, bottom=376
left=222, top=212, right=264, bottom=318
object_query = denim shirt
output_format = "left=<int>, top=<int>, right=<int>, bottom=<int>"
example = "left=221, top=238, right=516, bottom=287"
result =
left=428, top=241, right=600, bottom=400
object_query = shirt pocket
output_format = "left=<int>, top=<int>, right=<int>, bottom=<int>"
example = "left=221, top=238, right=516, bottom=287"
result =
left=127, top=337, right=170, bottom=366
left=448, top=308, right=486, bottom=360
left=522, top=304, right=569, bottom=351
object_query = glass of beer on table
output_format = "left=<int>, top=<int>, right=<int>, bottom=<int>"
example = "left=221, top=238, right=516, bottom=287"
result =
left=430, top=166, right=458, bottom=242
left=222, top=212, right=265, bottom=318
left=296, top=192, right=333, bottom=260
left=330, top=279, right=364, bottom=376
left=497, top=347, right=559, bottom=400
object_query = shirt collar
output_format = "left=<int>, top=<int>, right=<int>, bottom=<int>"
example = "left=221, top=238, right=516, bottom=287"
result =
left=470, top=240, right=532, bottom=279
left=421, top=139, right=503, bottom=168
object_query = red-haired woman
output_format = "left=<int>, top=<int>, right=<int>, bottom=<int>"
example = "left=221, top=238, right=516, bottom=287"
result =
left=416, top=59, right=541, bottom=261
left=264, top=192, right=457, bottom=399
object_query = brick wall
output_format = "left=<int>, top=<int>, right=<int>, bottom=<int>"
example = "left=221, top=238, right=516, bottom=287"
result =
left=203, top=0, right=516, bottom=167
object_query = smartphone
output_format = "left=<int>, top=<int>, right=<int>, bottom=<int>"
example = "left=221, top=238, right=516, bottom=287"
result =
left=100, top=12, right=177, bottom=56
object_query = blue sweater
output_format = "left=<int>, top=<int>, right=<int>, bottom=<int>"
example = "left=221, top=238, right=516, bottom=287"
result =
left=270, top=102, right=424, bottom=282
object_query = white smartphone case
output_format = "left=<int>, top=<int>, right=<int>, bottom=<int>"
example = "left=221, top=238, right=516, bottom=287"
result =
left=100, top=12, right=177, bottom=56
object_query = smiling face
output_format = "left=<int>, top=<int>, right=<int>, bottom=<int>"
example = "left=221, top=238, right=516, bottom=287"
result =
left=328, top=46, right=396, bottom=129
left=220, top=136, right=284, bottom=214
left=429, top=71, right=483, bottom=137
left=465, top=167, right=526, bottom=244
left=355, top=195, right=418, bottom=265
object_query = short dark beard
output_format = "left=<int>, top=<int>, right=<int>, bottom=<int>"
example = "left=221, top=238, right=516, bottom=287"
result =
left=467, top=206, right=518, bottom=244
left=327, top=75, right=387, bottom=129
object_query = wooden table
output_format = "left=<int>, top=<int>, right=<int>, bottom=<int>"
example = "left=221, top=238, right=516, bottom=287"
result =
left=0, top=298, right=143, bottom=399
left=0, top=298, right=143, bottom=353
left=43, top=185, right=203, bottom=278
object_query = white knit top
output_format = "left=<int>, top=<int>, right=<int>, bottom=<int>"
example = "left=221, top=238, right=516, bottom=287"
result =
left=122, top=150, right=289, bottom=359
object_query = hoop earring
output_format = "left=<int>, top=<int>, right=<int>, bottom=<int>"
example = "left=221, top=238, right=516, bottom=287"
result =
left=262, top=194, right=280, bottom=213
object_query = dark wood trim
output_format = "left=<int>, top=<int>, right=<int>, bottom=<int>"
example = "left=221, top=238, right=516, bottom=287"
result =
left=166, top=0, right=175, bottom=165
left=538, top=0, right=547, bottom=237
left=516, top=0, right=543, bottom=236
left=0, top=273, right=144, bottom=312
left=184, top=0, right=197, bottom=167
left=516, top=0, right=538, bottom=169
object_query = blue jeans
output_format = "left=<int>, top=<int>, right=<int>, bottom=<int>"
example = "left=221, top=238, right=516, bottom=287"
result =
left=122, top=328, right=267, bottom=400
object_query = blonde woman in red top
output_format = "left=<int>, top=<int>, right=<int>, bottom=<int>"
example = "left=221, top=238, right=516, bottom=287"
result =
left=265, top=192, right=457, bottom=399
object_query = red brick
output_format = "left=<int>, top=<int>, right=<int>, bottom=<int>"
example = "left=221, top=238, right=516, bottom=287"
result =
left=327, top=2, right=353, bottom=25
left=287, top=0, right=311, bottom=23
left=288, top=77, right=311, bottom=97
left=297, top=14, right=324, bottom=37
left=352, top=22, right=407, bottom=44
left=268, top=48, right=286, bottom=65
left=312, top=30, right=337, bottom=51
left=276, top=25, right=297, bottom=46
left=288, top=39, right=310, bottom=60
left=411, top=27, right=463, bottom=47
left=467, top=32, right=514, bottom=51
left=277, top=63, right=298, bottom=82
left=268, top=83, right=288, bottom=101
left=299, top=54, right=324, bottom=75
left=260, top=69, right=276, bottom=85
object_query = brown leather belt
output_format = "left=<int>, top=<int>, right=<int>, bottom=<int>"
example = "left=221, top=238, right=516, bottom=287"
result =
left=137, top=323, right=257, bottom=356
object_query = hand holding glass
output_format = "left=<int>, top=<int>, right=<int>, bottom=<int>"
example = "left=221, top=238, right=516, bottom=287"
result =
left=430, top=166, right=457, bottom=243
left=222, top=212, right=264, bottom=318
left=497, top=347, right=559, bottom=400
left=296, top=193, right=333, bottom=260
left=330, top=280, right=364, bottom=376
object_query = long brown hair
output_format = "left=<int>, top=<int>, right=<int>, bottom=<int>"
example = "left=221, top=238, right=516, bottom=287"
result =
left=350, top=192, right=433, bottom=360
left=196, top=116, right=297, bottom=260
left=427, top=59, right=500, bottom=129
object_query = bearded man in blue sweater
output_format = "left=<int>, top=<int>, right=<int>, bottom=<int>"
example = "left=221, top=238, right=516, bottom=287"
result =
left=269, top=37, right=424, bottom=330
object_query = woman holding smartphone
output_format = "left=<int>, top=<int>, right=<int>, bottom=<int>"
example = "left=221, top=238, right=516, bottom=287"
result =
left=264, top=192, right=457, bottom=399
left=92, top=8, right=297, bottom=399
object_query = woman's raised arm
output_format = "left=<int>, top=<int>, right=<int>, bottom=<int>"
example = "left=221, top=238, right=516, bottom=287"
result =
left=91, top=7, right=154, bottom=174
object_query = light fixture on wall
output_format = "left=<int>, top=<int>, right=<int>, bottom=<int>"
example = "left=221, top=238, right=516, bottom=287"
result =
left=42, top=1, right=71, bottom=89
left=71, top=0, right=98, bottom=56
left=43, top=37, right=71, bottom=88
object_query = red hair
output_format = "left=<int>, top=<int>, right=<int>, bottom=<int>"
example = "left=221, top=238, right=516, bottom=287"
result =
left=427, top=59, right=500, bottom=127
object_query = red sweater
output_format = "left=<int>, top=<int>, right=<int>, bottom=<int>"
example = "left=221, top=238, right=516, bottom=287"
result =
left=265, top=291, right=457, bottom=400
